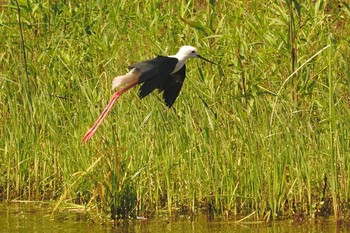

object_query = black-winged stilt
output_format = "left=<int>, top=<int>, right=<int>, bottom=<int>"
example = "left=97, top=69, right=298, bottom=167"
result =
left=83, top=45, right=216, bottom=143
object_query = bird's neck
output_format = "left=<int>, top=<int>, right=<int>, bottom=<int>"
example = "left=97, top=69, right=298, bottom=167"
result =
left=169, top=54, right=188, bottom=74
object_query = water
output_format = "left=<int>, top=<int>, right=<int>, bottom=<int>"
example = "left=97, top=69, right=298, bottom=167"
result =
left=0, top=203, right=349, bottom=233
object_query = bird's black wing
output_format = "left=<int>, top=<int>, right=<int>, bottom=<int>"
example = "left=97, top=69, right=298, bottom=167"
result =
left=162, top=64, right=186, bottom=108
left=129, top=56, right=178, bottom=99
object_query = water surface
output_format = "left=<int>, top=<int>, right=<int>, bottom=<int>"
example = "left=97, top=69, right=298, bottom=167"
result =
left=0, top=203, right=348, bottom=233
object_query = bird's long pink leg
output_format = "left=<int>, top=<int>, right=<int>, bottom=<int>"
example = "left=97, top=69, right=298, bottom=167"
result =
left=82, top=81, right=138, bottom=143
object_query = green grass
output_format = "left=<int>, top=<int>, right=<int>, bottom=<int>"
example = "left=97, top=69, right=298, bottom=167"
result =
left=1, top=0, right=350, bottom=222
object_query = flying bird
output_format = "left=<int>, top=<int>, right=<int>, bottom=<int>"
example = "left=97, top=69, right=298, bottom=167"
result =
left=83, top=45, right=216, bottom=143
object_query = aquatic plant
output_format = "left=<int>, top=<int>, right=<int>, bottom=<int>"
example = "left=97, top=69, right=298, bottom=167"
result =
left=1, top=0, right=350, bottom=222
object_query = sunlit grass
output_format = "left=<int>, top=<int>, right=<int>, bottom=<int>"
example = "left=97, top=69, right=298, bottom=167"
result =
left=1, top=0, right=350, bottom=222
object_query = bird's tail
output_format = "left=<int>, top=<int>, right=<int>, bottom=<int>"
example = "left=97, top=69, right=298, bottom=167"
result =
left=112, top=68, right=140, bottom=90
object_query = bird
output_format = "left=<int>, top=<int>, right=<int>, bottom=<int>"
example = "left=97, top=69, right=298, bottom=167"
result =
left=82, top=45, right=216, bottom=143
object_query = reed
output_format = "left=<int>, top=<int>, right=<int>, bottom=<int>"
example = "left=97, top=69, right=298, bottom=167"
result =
left=1, top=0, right=350, bottom=222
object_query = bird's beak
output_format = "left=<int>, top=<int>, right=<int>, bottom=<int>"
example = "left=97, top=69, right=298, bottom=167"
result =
left=197, top=54, right=217, bottom=65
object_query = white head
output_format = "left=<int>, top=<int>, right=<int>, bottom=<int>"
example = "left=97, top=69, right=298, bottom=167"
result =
left=175, top=45, right=216, bottom=65
left=170, top=45, right=216, bottom=74
left=176, top=45, right=199, bottom=59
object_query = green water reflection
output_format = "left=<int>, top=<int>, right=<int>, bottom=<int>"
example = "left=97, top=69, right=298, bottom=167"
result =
left=0, top=203, right=349, bottom=233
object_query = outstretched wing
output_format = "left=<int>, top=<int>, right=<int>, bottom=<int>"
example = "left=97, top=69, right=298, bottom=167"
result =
left=162, top=64, right=186, bottom=107
left=129, top=56, right=178, bottom=99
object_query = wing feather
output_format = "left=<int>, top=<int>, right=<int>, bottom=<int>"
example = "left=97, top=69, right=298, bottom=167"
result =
left=129, top=56, right=178, bottom=99
left=162, top=65, right=186, bottom=107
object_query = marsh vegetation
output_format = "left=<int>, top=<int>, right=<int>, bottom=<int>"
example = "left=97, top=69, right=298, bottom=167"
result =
left=1, top=0, right=350, bottom=222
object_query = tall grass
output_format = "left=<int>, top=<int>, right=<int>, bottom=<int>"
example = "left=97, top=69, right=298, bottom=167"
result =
left=1, top=0, right=350, bottom=222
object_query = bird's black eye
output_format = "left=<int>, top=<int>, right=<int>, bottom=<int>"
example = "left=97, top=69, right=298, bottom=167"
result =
left=191, top=50, right=195, bottom=53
